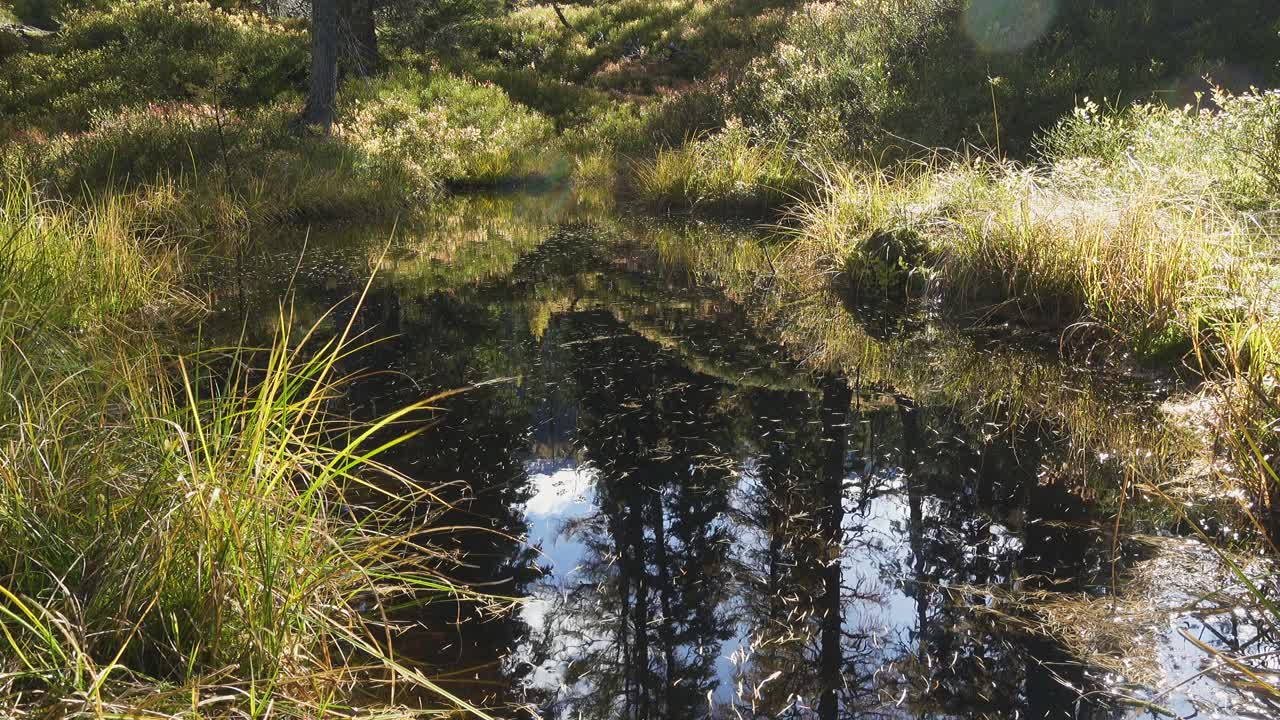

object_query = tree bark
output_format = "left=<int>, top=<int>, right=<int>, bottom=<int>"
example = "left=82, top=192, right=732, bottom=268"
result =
left=302, top=0, right=340, bottom=130
left=341, top=0, right=379, bottom=77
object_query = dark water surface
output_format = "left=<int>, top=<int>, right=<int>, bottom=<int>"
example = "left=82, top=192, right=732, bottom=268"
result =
left=208, top=189, right=1278, bottom=719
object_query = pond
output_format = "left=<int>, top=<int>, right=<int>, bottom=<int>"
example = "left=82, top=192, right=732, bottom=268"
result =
left=207, top=188, right=1279, bottom=719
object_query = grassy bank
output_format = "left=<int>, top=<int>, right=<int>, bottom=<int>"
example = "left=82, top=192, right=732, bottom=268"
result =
left=0, top=180, right=504, bottom=715
left=795, top=90, right=1280, bottom=369
left=0, top=3, right=568, bottom=710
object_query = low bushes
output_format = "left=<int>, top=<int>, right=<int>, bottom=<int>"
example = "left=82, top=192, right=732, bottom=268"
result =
left=340, top=69, right=556, bottom=187
left=1040, top=89, right=1280, bottom=209
left=0, top=0, right=307, bottom=133
left=3, top=66, right=561, bottom=229
left=726, top=0, right=1280, bottom=158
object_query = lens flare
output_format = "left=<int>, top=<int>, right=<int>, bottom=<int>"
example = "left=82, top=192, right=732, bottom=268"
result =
left=963, top=0, right=1058, bottom=54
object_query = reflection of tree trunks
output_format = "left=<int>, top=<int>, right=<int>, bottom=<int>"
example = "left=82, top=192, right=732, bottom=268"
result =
left=652, top=490, right=677, bottom=716
left=817, top=374, right=852, bottom=720
left=610, top=502, right=635, bottom=719
left=767, top=487, right=784, bottom=614
left=627, top=482, right=650, bottom=719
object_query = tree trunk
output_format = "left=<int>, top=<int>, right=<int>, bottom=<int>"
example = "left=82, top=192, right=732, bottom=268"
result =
left=551, top=2, right=575, bottom=32
left=341, top=0, right=380, bottom=77
left=302, top=0, right=339, bottom=130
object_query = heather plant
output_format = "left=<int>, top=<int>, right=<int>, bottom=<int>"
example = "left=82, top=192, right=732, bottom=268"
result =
left=339, top=69, right=555, bottom=186
left=4, top=64, right=562, bottom=227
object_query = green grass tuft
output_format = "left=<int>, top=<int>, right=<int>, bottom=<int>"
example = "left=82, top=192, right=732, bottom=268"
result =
left=631, top=123, right=807, bottom=214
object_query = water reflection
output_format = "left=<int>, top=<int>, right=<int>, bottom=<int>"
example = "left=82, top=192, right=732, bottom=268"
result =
left=207, top=190, right=1275, bottom=718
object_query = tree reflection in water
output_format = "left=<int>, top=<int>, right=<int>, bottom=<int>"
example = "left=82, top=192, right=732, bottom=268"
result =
left=221, top=195, right=1195, bottom=719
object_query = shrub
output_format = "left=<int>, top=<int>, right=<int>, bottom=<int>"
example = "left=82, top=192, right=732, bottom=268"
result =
left=1040, top=88, right=1280, bottom=209
left=5, top=69, right=560, bottom=226
left=726, top=0, right=1280, bottom=158
left=339, top=69, right=556, bottom=186
left=0, top=0, right=307, bottom=132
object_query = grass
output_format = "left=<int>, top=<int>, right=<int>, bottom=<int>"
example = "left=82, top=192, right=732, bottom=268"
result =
left=0, top=163, right=505, bottom=717
left=631, top=123, right=806, bottom=214
left=798, top=157, right=1270, bottom=360
left=0, top=173, right=185, bottom=326
left=790, top=87, right=1280, bottom=377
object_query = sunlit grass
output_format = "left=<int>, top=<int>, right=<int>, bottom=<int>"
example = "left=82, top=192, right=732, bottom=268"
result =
left=794, top=154, right=1279, bottom=373
left=1, top=170, right=188, bottom=326
left=0, top=178, right=506, bottom=717
left=631, top=126, right=806, bottom=214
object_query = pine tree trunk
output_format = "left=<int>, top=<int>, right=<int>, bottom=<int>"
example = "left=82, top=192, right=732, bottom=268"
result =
left=302, top=0, right=339, bottom=130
